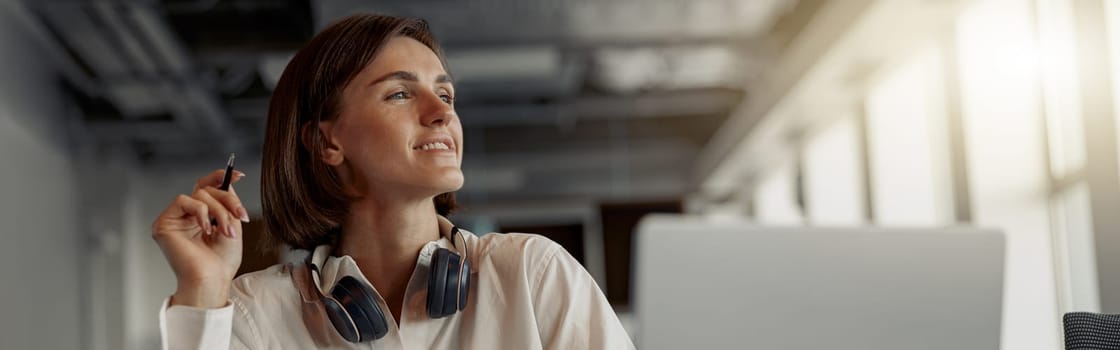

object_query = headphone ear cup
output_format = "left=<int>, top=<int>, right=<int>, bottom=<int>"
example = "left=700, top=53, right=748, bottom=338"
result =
left=441, top=253, right=461, bottom=316
left=321, top=297, right=361, bottom=343
left=332, top=276, right=390, bottom=342
left=427, top=248, right=451, bottom=319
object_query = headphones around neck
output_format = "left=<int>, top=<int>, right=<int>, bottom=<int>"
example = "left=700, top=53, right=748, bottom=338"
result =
left=289, top=227, right=472, bottom=343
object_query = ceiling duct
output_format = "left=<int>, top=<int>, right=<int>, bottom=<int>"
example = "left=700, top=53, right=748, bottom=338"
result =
left=31, top=2, right=236, bottom=151
left=588, top=45, right=747, bottom=94
left=316, top=0, right=800, bottom=46
left=447, top=46, right=561, bottom=82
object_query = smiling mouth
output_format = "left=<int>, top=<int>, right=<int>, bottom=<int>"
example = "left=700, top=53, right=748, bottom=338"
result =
left=413, top=141, right=452, bottom=151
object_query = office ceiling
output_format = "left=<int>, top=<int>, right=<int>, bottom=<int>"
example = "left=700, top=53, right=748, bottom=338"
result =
left=24, top=0, right=819, bottom=206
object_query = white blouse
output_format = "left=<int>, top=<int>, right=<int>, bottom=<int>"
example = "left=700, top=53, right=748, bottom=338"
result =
left=159, top=219, right=635, bottom=349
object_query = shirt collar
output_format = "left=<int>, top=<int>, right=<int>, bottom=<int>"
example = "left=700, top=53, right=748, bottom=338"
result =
left=305, top=216, right=471, bottom=294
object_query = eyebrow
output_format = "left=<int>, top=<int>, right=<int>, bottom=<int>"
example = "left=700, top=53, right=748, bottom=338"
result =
left=369, top=71, right=455, bottom=86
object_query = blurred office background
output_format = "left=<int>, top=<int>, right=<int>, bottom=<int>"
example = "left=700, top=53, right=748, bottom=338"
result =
left=1, top=0, right=1117, bottom=349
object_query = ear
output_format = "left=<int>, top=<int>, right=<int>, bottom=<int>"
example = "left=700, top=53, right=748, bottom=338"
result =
left=301, top=121, right=345, bottom=166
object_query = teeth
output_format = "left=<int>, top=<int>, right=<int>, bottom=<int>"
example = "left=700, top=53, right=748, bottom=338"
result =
left=418, top=142, right=449, bottom=151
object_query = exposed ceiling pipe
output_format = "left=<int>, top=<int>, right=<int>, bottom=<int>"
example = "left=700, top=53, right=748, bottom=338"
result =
left=28, top=1, right=242, bottom=155
left=161, top=0, right=222, bottom=13
left=92, top=2, right=160, bottom=75
left=588, top=45, right=748, bottom=93
left=5, top=1, right=98, bottom=96
left=182, top=82, right=241, bottom=151
left=127, top=5, right=192, bottom=76
left=316, top=0, right=800, bottom=45
left=39, top=4, right=132, bottom=79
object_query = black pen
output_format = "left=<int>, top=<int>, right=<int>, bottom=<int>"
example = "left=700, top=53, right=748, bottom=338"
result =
left=211, top=153, right=236, bottom=226
left=219, top=153, right=236, bottom=191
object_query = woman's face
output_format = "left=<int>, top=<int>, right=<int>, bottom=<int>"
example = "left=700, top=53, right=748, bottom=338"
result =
left=322, top=36, right=464, bottom=200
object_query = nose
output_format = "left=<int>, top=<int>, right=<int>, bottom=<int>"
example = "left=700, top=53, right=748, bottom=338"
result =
left=420, top=91, right=455, bottom=127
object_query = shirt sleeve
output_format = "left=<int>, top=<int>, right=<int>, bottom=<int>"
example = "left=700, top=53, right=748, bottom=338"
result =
left=159, top=297, right=233, bottom=350
left=530, top=243, right=637, bottom=350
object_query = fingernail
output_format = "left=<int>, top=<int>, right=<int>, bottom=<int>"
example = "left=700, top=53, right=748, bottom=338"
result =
left=235, top=171, right=246, bottom=178
left=238, top=208, right=250, bottom=223
left=227, top=225, right=237, bottom=238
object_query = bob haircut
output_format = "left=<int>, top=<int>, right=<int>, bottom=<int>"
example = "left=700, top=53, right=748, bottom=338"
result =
left=261, top=14, right=458, bottom=251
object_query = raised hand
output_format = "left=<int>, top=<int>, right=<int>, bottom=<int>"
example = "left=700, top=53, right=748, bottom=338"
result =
left=152, top=169, right=248, bottom=308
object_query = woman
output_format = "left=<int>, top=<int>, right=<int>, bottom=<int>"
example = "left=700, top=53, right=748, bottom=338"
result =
left=152, top=14, right=634, bottom=349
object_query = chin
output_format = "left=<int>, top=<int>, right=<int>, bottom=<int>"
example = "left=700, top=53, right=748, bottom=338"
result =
left=433, top=170, right=465, bottom=192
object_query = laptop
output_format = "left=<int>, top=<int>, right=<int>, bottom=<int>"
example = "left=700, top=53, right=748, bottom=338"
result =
left=632, top=214, right=1004, bottom=350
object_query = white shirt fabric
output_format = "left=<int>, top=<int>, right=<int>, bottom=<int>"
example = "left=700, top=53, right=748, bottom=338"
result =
left=159, top=220, right=635, bottom=350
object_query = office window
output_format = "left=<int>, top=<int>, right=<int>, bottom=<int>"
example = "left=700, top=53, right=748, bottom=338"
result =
left=1050, top=184, right=1100, bottom=313
left=1107, top=0, right=1120, bottom=184
left=1038, top=0, right=1085, bottom=179
left=864, top=46, right=954, bottom=226
left=753, top=159, right=804, bottom=225
left=802, top=116, right=865, bottom=225
left=1039, top=0, right=1100, bottom=314
left=957, top=0, right=1060, bottom=348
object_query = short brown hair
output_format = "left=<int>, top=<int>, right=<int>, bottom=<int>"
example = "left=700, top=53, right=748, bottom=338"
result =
left=261, top=14, right=458, bottom=251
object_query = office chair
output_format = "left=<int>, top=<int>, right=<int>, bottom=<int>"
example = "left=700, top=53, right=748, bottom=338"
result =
left=1064, top=312, right=1120, bottom=349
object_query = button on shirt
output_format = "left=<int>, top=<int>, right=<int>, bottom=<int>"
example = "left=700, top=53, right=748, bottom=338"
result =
left=159, top=225, right=635, bottom=349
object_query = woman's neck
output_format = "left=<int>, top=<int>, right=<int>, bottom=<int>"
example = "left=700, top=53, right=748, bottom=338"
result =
left=335, top=196, right=440, bottom=323
left=336, top=197, right=440, bottom=261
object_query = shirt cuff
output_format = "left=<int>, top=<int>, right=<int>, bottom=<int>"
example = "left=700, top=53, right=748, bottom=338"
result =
left=159, top=296, right=234, bottom=350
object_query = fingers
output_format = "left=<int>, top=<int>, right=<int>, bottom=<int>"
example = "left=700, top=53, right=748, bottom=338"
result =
left=193, top=189, right=238, bottom=238
left=201, top=187, right=250, bottom=223
left=153, top=170, right=247, bottom=243
left=194, top=169, right=246, bottom=192
left=154, top=194, right=212, bottom=239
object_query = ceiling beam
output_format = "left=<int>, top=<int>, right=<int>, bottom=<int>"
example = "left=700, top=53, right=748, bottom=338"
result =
left=693, top=0, right=874, bottom=192
left=458, top=89, right=742, bottom=127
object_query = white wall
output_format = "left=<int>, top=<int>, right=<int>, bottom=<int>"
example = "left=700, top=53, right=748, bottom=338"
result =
left=802, top=117, right=866, bottom=225
left=0, top=4, right=211, bottom=349
left=753, top=159, right=804, bottom=225
left=864, top=46, right=955, bottom=226
left=0, top=3, right=84, bottom=349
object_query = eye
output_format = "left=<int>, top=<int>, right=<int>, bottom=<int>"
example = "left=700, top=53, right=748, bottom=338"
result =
left=439, top=93, right=455, bottom=104
left=387, top=91, right=410, bottom=100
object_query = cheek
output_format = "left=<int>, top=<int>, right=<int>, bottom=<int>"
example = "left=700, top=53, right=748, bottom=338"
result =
left=350, top=126, right=398, bottom=155
left=450, top=119, right=464, bottom=141
left=335, top=117, right=390, bottom=159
